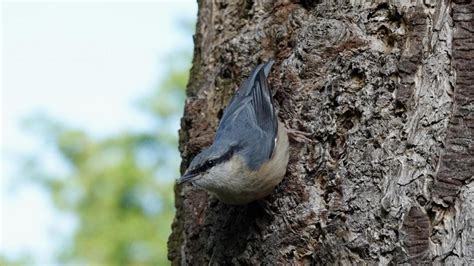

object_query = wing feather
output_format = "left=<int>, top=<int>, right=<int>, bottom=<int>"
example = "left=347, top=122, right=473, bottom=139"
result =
left=214, top=61, right=278, bottom=169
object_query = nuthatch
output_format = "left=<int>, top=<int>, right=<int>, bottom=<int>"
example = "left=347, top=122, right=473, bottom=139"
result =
left=178, top=61, right=289, bottom=205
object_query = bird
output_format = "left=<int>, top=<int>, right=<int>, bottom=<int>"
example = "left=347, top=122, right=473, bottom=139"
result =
left=178, top=60, right=289, bottom=205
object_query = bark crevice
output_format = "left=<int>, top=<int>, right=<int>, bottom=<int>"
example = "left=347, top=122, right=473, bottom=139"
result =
left=169, top=1, right=473, bottom=264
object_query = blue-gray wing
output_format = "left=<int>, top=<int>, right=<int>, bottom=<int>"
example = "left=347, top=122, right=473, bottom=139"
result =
left=214, top=61, right=277, bottom=169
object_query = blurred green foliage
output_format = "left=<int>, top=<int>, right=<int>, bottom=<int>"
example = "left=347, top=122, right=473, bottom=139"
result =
left=0, top=255, right=32, bottom=266
left=16, top=23, right=193, bottom=265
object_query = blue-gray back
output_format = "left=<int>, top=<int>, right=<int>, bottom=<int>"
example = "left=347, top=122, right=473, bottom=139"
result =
left=213, top=61, right=278, bottom=170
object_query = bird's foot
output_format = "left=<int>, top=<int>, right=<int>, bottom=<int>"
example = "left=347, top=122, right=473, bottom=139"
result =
left=287, top=128, right=312, bottom=142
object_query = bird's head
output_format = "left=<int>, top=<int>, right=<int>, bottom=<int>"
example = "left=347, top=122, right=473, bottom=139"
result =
left=178, top=142, right=238, bottom=185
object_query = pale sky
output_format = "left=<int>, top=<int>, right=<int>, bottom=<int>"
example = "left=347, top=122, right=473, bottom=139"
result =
left=1, top=1, right=197, bottom=263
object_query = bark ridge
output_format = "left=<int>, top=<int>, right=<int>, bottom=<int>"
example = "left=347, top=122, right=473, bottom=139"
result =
left=169, top=1, right=474, bottom=264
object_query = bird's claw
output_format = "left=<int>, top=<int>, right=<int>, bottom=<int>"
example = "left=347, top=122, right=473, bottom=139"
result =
left=287, top=128, right=312, bottom=143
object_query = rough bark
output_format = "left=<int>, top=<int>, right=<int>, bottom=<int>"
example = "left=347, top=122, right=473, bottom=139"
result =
left=169, top=0, right=473, bottom=264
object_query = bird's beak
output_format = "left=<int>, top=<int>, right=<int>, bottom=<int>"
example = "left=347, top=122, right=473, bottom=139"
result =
left=177, top=171, right=198, bottom=185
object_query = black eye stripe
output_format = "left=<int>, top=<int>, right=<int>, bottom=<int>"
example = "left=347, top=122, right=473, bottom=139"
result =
left=189, top=160, right=214, bottom=175
left=189, top=145, right=240, bottom=175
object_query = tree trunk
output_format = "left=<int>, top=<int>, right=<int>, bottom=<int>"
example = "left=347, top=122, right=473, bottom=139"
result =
left=168, top=0, right=473, bottom=264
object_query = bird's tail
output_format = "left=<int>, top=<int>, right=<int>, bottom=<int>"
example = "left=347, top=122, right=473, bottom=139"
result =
left=262, top=60, right=274, bottom=78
